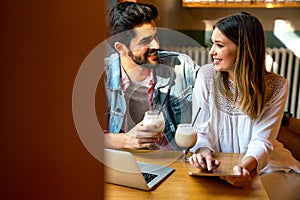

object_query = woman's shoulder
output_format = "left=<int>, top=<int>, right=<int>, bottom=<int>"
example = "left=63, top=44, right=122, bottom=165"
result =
left=265, top=72, right=288, bottom=102
left=199, top=64, right=216, bottom=77
left=265, top=72, right=288, bottom=89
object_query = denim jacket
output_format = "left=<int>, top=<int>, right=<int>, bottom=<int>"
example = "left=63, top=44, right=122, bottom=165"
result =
left=104, top=51, right=199, bottom=149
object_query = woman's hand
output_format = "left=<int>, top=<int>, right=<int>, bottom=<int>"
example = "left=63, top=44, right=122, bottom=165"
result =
left=220, top=165, right=252, bottom=188
left=189, top=148, right=220, bottom=171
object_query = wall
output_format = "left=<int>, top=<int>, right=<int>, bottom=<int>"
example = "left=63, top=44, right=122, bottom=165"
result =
left=141, top=0, right=300, bottom=48
left=1, top=1, right=105, bottom=199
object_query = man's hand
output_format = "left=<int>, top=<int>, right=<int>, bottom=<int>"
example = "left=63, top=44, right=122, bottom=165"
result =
left=125, top=121, right=163, bottom=149
left=105, top=121, right=163, bottom=149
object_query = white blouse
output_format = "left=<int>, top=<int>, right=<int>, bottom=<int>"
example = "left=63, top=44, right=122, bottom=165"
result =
left=190, top=64, right=300, bottom=174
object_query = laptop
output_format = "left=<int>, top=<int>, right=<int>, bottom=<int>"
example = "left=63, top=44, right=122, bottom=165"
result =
left=104, top=148, right=174, bottom=190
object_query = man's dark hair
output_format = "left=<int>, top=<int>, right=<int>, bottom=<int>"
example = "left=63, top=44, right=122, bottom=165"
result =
left=107, top=2, right=158, bottom=48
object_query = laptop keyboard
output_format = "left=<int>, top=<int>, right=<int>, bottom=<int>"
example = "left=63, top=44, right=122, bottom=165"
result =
left=142, top=172, right=158, bottom=183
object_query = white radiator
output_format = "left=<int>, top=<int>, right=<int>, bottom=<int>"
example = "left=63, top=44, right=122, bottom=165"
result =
left=266, top=48, right=300, bottom=118
left=164, top=46, right=300, bottom=118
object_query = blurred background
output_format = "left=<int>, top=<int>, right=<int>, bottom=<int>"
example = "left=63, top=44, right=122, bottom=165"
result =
left=108, top=0, right=300, bottom=118
left=109, top=0, right=300, bottom=48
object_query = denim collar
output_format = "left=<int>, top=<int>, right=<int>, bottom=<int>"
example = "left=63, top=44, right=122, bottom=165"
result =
left=106, top=53, right=121, bottom=90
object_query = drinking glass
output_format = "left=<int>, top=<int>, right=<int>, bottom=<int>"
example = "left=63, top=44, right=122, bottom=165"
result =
left=143, top=110, right=165, bottom=149
left=175, top=124, right=197, bottom=162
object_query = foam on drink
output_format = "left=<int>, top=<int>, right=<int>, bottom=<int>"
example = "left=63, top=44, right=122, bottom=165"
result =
left=175, top=124, right=197, bottom=148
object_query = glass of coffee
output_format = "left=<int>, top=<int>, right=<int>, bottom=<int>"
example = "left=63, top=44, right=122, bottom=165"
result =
left=143, top=110, right=165, bottom=149
left=175, top=124, right=197, bottom=162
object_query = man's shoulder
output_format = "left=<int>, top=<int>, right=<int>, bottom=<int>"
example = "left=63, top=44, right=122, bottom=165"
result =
left=158, top=50, right=192, bottom=60
left=158, top=50, right=180, bottom=58
left=158, top=50, right=195, bottom=68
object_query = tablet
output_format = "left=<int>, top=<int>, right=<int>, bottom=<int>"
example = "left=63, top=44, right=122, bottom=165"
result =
left=188, top=152, right=244, bottom=177
left=188, top=169, right=240, bottom=177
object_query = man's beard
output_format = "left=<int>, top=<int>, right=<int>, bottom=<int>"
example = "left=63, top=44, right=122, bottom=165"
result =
left=128, top=49, right=159, bottom=68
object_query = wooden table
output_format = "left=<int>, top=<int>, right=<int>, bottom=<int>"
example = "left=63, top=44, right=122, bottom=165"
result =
left=104, top=151, right=269, bottom=200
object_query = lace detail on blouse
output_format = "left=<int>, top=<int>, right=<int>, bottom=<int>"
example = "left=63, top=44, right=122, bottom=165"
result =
left=264, top=73, right=287, bottom=106
left=201, top=65, right=287, bottom=116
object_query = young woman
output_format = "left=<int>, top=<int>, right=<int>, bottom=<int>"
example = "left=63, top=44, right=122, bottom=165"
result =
left=189, top=12, right=300, bottom=200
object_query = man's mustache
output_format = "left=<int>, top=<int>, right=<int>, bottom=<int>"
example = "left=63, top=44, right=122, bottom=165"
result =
left=147, top=48, right=164, bottom=56
left=141, top=49, right=165, bottom=69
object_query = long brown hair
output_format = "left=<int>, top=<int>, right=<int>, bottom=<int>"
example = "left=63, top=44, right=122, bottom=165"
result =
left=214, top=12, right=266, bottom=119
